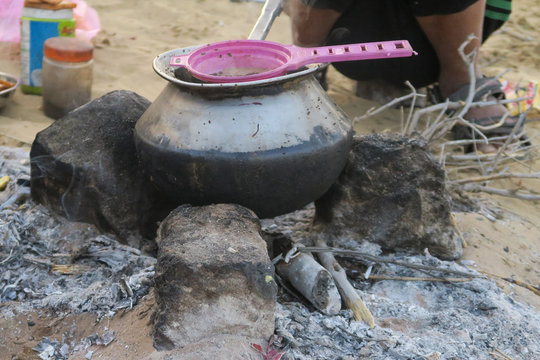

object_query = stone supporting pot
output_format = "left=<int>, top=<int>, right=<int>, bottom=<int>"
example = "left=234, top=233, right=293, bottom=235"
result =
left=152, top=203, right=276, bottom=351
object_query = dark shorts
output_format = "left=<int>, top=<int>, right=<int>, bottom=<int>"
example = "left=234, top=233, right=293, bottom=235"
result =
left=302, top=0, right=477, bottom=16
left=301, top=0, right=478, bottom=16
left=300, top=0, right=510, bottom=87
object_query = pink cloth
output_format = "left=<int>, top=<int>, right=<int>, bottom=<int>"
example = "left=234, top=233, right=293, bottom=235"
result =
left=0, top=0, right=101, bottom=43
left=0, top=0, right=24, bottom=42
left=72, top=0, right=101, bottom=42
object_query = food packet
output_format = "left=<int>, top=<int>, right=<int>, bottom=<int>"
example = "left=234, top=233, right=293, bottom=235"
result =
left=499, top=78, right=540, bottom=116
left=0, top=0, right=100, bottom=43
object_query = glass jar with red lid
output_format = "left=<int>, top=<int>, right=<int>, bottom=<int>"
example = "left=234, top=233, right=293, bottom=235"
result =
left=42, top=36, right=93, bottom=119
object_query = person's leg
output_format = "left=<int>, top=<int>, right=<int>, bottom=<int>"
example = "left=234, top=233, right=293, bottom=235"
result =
left=288, top=0, right=515, bottom=152
left=416, top=0, right=510, bottom=152
left=289, top=0, right=508, bottom=92
left=415, top=0, right=485, bottom=98
left=285, top=0, right=348, bottom=89
left=286, top=0, right=342, bottom=47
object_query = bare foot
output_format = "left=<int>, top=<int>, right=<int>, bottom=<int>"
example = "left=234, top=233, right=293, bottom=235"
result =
left=463, top=100, right=509, bottom=154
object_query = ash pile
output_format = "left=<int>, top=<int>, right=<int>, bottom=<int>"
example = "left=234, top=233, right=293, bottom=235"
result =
left=264, top=209, right=540, bottom=360
left=1, top=145, right=538, bottom=359
left=1, top=90, right=539, bottom=360
left=0, top=146, right=155, bottom=319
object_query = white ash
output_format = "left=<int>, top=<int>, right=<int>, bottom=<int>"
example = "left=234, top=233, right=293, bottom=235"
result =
left=2, top=146, right=539, bottom=359
left=32, top=330, right=115, bottom=360
left=33, top=337, right=69, bottom=360
left=264, top=211, right=540, bottom=360
left=276, top=263, right=540, bottom=359
left=0, top=147, right=155, bottom=319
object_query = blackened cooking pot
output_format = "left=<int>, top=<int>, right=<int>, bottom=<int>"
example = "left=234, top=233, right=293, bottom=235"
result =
left=134, top=46, right=353, bottom=218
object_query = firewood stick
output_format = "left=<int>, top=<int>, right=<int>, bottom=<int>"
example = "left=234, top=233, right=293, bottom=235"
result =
left=276, top=252, right=341, bottom=315
left=314, top=237, right=375, bottom=328
left=450, top=171, right=540, bottom=185
left=299, top=246, right=480, bottom=278
left=480, top=270, right=540, bottom=297
left=352, top=274, right=473, bottom=283
left=462, top=184, right=540, bottom=201
left=490, top=348, right=515, bottom=360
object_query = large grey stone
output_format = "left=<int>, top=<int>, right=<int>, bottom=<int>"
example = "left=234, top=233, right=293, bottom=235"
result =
left=30, top=90, right=170, bottom=249
left=314, top=134, right=462, bottom=260
left=153, top=203, right=277, bottom=351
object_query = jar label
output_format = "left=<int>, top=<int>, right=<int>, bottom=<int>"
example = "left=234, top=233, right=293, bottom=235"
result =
left=20, top=16, right=76, bottom=94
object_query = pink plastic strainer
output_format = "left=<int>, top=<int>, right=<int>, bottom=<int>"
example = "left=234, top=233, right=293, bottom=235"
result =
left=169, top=39, right=416, bottom=83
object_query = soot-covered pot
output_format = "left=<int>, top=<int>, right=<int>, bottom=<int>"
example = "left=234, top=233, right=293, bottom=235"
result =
left=134, top=46, right=353, bottom=218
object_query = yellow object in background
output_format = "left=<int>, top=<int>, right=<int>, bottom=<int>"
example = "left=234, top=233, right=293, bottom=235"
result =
left=0, top=176, right=10, bottom=191
left=499, top=78, right=540, bottom=116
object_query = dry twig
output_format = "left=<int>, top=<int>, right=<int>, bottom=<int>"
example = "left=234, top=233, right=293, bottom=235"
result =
left=480, top=270, right=540, bottom=296
left=489, top=347, right=516, bottom=360
left=299, top=246, right=480, bottom=278
left=0, top=248, right=14, bottom=264
left=354, top=81, right=424, bottom=122
left=462, top=184, right=540, bottom=201
left=351, top=274, right=473, bottom=283
left=312, top=238, right=375, bottom=327
left=499, top=27, right=537, bottom=42
left=451, top=171, right=540, bottom=185
left=486, top=110, right=530, bottom=174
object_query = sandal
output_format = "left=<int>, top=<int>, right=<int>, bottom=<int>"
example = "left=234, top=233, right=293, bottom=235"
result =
left=445, top=77, right=530, bottom=153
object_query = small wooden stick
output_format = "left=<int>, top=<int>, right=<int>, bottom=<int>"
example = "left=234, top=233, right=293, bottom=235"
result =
left=490, top=348, right=515, bottom=360
left=403, top=81, right=419, bottom=134
left=480, top=270, right=540, bottom=297
left=462, top=184, right=540, bottom=201
left=314, top=237, right=375, bottom=328
left=299, top=246, right=480, bottom=278
left=451, top=171, right=540, bottom=185
left=489, top=352, right=507, bottom=360
left=353, top=274, right=473, bottom=283
left=276, top=252, right=341, bottom=315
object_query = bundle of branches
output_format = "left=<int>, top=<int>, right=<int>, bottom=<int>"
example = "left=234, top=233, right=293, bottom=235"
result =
left=354, top=35, right=540, bottom=202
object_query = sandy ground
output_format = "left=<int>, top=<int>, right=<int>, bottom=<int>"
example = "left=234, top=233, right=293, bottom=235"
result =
left=0, top=0, right=539, bottom=359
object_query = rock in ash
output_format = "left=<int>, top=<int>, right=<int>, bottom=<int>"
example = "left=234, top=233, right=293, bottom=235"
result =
left=153, top=203, right=277, bottom=355
left=314, top=134, right=462, bottom=260
left=30, top=90, right=169, bottom=249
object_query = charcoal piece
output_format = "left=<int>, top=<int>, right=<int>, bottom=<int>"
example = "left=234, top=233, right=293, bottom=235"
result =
left=314, top=134, right=462, bottom=260
left=153, top=203, right=277, bottom=352
left=30, top=90, right=172, bottom=249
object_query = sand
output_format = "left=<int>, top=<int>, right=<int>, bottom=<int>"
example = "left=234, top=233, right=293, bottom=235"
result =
left=0, top=0, right=539, bottom=358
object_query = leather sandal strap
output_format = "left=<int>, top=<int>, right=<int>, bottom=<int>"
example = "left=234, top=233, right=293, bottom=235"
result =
left=472, top=116, right=522, bottom=135
left=447, top=77, right=504, bottom=103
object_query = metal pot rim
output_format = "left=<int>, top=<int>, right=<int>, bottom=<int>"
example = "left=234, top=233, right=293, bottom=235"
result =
left=153, top=45, right=325, bottom=89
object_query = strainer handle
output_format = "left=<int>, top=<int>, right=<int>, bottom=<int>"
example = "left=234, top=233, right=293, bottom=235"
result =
left=285, top=40, right=416, bottom=71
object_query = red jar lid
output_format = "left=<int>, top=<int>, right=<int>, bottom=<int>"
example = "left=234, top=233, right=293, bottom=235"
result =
left=44, top=37, right=94, bottom=63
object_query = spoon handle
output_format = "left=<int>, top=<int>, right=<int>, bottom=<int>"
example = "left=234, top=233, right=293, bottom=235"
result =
left=248, top=0, right=283, bottom=41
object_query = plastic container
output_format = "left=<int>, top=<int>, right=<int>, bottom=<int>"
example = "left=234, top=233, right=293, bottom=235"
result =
left=42, top=37, right=93, bottom=119
left=20, top=6, right=76, bottom=94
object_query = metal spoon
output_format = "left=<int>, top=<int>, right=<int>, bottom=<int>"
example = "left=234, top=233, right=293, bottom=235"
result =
left=248, top=0, right=282, bottom=41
